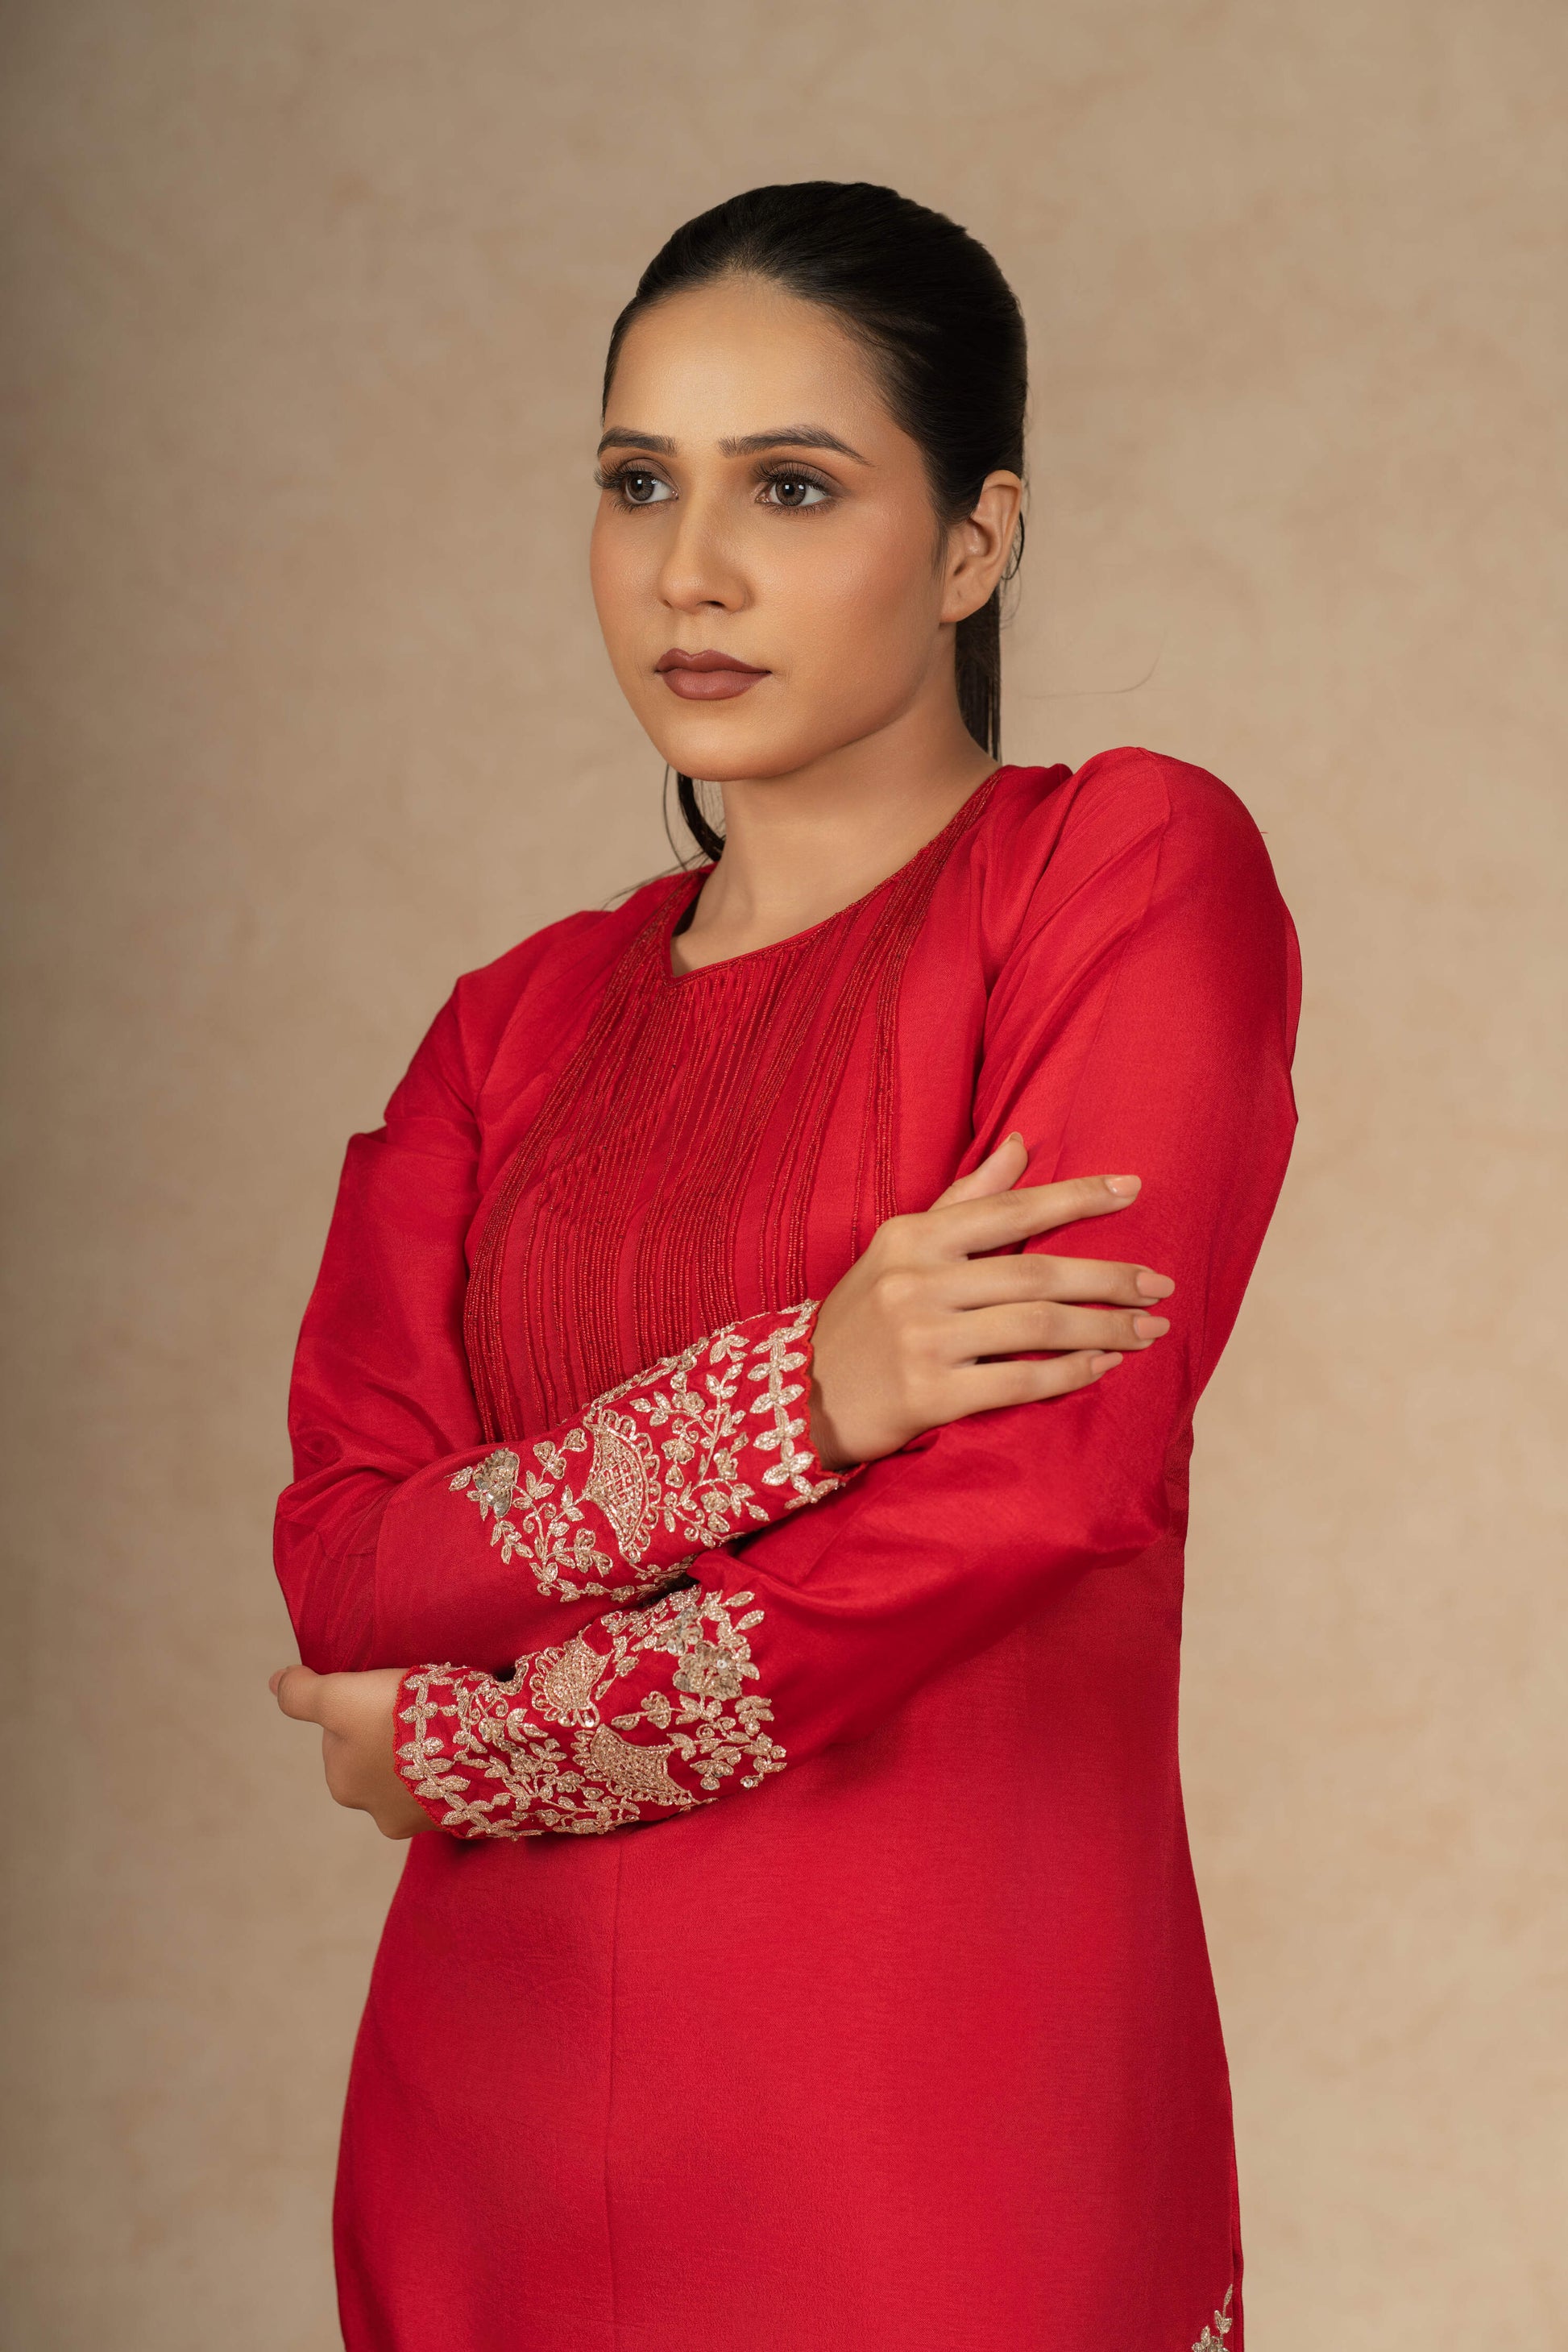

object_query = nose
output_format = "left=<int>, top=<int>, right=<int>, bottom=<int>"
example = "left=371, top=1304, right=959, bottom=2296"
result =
left=656, top=488, right=749, bottom=616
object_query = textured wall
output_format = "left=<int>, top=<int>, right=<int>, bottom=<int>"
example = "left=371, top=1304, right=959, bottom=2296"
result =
left=2, top=2, right=1563, bottom=2345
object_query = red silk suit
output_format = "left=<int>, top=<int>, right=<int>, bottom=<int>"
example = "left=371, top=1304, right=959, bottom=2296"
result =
left=276, top=750, right=1300, bottom=2352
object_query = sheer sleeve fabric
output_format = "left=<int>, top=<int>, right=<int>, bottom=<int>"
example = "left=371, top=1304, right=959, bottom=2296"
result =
left=394, top=756, right=1303, bottom=1839
left=274, top=976, right=848, bottom=1677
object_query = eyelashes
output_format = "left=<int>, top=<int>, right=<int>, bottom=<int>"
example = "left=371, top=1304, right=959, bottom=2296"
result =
left=594, top=460, right=837, bottom=513
left=757, top=467, right=833, bottom=511
left=594, top=464, right=673, bottom=506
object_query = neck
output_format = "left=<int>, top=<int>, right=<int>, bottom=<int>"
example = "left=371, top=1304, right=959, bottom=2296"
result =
left=672, top=695, right=998, bottom=974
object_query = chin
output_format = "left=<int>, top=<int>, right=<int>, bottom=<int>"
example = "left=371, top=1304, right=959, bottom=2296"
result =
left=651, top=703, right=882, bottom=785
left=647, top=718, right=811, bottom=784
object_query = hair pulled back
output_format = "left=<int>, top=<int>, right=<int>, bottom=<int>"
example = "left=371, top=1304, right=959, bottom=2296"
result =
left=602, top=180, right=1028, bottom=862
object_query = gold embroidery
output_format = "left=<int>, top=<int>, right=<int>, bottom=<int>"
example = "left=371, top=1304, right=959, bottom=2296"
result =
left=1192, top=2286, right=1234, bottom=2350
left=451, top=1424, right=628, bottom=1605
left=746, top=1309, right=831, bottom=1494
left=581, top=1410, right=660, bottom=1560
left=396, top=1583, right=787, bottom=1837
left=448, top=1302, right=839, bottom=1607
left=529, top=1634, right=604, bottom=1727
left=671, top=1636, right=745, bottom=1700
left=458, top=1446, right=519, bottom=1520
left=581, top=1722, right=690, bottom=1807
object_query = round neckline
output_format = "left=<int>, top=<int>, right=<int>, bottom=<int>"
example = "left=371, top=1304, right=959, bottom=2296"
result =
left=657, top=765, right=1010, bottom=986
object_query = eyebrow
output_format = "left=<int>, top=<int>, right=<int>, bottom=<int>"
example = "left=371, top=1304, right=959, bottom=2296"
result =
left=596, top=425, right=869, bottom=463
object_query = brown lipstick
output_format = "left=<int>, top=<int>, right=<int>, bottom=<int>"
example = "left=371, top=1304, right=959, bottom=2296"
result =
left=656, top=648, right=770, bottom=701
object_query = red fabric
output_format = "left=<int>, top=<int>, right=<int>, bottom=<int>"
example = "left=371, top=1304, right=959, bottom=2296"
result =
left=276, top=749, right=1299, bottom=2352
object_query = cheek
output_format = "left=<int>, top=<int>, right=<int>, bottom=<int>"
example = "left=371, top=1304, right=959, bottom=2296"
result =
left=775, top=512, right=940, bottom=668
left=589, top=522, right=674, bottom=712
left=588, top=516, right=650, bottom=653
left=587, top=516, right=624, bottom=619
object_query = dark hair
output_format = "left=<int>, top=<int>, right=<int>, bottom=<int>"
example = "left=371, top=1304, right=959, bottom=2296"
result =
left=603, top=180, right=1028, bottom=862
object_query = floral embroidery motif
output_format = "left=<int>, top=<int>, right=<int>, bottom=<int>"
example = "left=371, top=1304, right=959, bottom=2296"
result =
left=463, top=1446, right=519, bottom=1520
left=1192, top=2286, right=1234, bottom=2350
left=447, top=1300, right=839, bottom=1607
left=395, top=1584, right=787, bottom=1839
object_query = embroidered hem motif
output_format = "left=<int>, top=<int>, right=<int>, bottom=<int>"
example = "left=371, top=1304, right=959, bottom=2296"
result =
left=395, top=1584, right=786, bottom=1839
left=1192, top=2286, right=1234, bottom=2350
left=446, top=1299, right=840, bottom=1606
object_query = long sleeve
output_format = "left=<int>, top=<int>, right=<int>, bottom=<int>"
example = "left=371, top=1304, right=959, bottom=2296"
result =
left=275, top=980, right=848, bottom=1676
left=393, top=757, right=1303, bottom=1837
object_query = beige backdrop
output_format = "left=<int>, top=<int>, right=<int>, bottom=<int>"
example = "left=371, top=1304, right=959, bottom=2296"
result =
left=2, top=2, right=1564, bottom=2346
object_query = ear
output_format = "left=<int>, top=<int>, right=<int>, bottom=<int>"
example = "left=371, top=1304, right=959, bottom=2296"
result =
left=940, top=471, right=1024, bottom=625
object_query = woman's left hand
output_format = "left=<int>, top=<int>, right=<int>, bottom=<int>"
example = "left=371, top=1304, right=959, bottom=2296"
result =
left=271, top=1664, right=435, bottom=1840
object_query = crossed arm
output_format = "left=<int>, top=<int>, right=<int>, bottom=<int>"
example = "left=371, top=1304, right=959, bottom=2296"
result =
left=273, top=1149, right=1167, bottom=1835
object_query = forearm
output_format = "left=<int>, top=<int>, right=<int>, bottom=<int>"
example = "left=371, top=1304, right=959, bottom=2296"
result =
left=392, top=1413, right=1163, bottom=1840
left=279, top=1298, right=852, bottom=1674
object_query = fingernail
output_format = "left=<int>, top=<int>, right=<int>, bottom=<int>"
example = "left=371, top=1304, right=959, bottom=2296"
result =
left=1105, top=1175, right=1141, bottom=1197
left=1006, top=1130, right=1026, bottom=1147
left=1132, top=1314, right=1169, bottom=1339
left=1135, top=1270, right=1175, bottom=1297
left=1089, top=1351, right=1123, bottom=1374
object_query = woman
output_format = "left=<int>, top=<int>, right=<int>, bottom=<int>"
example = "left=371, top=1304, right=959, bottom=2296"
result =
left=273, top=180, right=1298, bottom=2351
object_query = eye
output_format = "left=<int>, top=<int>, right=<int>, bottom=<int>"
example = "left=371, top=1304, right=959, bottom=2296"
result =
left=619, top=471, right=672, bottom=506
left=761, top=473, right=830, bottom=509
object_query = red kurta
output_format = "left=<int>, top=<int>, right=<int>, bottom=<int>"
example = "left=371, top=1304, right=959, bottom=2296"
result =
left=276, top=749, right=1300, bottom=2352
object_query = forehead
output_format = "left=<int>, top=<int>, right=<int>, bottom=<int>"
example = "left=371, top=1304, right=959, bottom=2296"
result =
left=604, top=276, right=900, bottom=445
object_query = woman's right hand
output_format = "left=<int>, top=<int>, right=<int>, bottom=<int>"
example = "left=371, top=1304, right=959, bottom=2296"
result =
left=808, top=1133, right=1175, bottom=1471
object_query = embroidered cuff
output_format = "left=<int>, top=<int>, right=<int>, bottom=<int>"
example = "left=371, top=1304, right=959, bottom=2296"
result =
left=394, top=1582, right=786, bottom=1839
left=444, top=1297, right=848, bottom=1607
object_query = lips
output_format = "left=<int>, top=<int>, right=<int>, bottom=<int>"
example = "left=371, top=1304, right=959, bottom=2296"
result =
left=656, top=648, right=771, bottom=703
